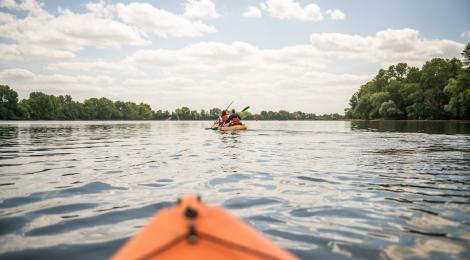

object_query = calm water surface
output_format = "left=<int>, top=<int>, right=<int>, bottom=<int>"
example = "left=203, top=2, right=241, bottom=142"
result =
left=0, top=121, right=469, bottom=259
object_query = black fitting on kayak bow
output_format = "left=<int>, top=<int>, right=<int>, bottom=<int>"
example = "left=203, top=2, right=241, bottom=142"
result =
left=187, top=222, right=198, bottom=244
left=185, top=206, right=198, bottom=219
left=197, top=195, right=202, bottom=202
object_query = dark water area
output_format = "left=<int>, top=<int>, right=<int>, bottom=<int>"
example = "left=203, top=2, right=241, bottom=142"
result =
left=351, top=120, right=470, bottom=135
left=0, top=120, right=469, bottom=259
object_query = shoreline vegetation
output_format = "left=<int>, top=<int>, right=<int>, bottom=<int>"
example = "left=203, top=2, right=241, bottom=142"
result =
left=2, top=43, right=469, bottom=122
left=345, top=43, right=470, bottom=120
left=0, top=86, right=343, bottom=121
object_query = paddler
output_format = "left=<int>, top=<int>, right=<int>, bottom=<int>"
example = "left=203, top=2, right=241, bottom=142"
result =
left=218, top=110, right=229, bottom=126
left=224, top=109, right=242, bottom=126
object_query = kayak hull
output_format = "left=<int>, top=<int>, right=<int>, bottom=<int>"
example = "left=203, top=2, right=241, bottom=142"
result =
left=112, top=196, right=296, bottom=260
left=208, top=123, right=247, bottom=131
left=219, top=124, right=247, bottom=131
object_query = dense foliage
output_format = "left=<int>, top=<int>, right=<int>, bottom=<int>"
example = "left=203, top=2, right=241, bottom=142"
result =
left=241, top=111, right=342, bottom=120
left=0, top=86, right=343, bottom=120
left=345, top=43, right=470, bottom=120
left=0, top=88, right=156, bottom=120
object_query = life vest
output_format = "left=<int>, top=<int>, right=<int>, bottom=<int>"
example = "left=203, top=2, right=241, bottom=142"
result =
left=232, top=115, right=240, bottom=123
left=219, top=115, right=229, bottom=123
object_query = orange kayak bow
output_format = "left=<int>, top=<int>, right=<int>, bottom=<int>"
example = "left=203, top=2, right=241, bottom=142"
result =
left=113, top=195, right=297, bottom=260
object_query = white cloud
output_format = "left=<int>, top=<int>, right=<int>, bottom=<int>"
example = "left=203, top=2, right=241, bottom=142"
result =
left=84, top=1, right=217, bottom=37
left=0, top=44, right=76, bottom=62
left=46, top=60, right=143, bottom=76
left=0, top=68, right=112, bottom=86
left=53, top=42, right=367, bottom=112
left=243, top=6, right=262, bottom=17
left=0, top=68, right=35, bottom=81
left=0, top=68, right=115, bottom=98
left=326, top=9, right=345, bottom=20
left=0, top=0, right=17, bottom=9
left=184, top=0, right=219, bottom=19
left=122, top=42, right=329, bottom=78
left=115, top=2, right=217, bottom=38
left=85, top=0, right=115, bottom=19
left=461, top=31, right=470, bottom=39
left=310, top=28, right=464, bottom=65
left=0, top=0, right=218, bottom=62
left=0, top=11, right=15, bottom=23
left=1, top=22, right=465, bottom=113
left=52, top=9, right=149, bottom=48
left=0, top=0, right=46, bottom=16
left=1, top=40, right=370, bottom=112
left=0, top=0, right=149, bottom=61
left=0, top=44, right=20, bottom=62
left=260, top=0, right=322, bottom=22
left=49, top=29, right=466, bottom=112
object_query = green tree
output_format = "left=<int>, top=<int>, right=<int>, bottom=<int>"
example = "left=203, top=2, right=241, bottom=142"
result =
left=405, top=66, right=421, bottom=83
left=174, top=107, right=191, bottom=120
left=209, top=108, right=221, bottom=119
left=379, top=100, right=403, bottom=119
left=137, top=103, right=154, bottom=120
left=420, top=58, right=457, bottom=119
left=83, top=97, right=117, bottom=120
left=153, top=110, right=170, bottom=120
left=444, top=69, right=470, bottom=119
left=395, top=63, right=408, bottom=80
left=278, top=110, right=290, bottom=120
left=462, top=42, right=470, bottom=68
left=399, top=83, right=423, bottom=119
left=200, top=109, right=208, bottom=119
left=352, top=94, right=372, bottom=119
left=24, top=92, right=56, bottom=119
left=17, top=101, right=30, bottom=119
left=346, top=53, right=467, bottom=120
left=369, top=92, right=391, bottom=118
left=0, top=85, right=20, bottom=119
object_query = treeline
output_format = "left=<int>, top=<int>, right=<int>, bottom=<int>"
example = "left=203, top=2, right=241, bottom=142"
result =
left=164, top=107, right=343, bottom=120
left=243, top=111, right=343, bottom=120
left=0, top=88, right=156, bottom=120
left=345, top=43, right=470, bottom=120
left=0, top=86, right=343, bottom=120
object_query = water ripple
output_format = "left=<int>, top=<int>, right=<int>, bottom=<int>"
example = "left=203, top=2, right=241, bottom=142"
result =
left=0, top=120, right=469, bottom=259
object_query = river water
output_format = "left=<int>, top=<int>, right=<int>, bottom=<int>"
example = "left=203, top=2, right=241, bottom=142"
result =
left=0, top=121, right=469, bottom=259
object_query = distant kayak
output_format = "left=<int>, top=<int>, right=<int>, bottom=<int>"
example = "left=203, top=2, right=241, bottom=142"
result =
left=113, top=196, right=296, bottom=260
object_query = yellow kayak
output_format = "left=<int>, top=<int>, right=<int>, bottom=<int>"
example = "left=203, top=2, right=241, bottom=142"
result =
left=219, top=124, right=247, bottom=131
left=207, top=123, right=247, bottom=131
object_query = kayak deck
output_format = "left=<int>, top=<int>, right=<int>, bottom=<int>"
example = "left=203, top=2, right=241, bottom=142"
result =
left=113, top=196, right=296, bottom=260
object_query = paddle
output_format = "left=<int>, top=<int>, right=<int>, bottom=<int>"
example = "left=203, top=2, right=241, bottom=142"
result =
left=224, top=100, right=234, bottom=112
left=240, top=106, right=250, bottom=112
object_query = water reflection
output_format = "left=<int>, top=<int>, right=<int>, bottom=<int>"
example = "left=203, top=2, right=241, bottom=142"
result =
left=218, top=132, right=244, bottom=174
left=351, top=120, right=470, bottom=135
left=384, top=238, right=466, bottom=259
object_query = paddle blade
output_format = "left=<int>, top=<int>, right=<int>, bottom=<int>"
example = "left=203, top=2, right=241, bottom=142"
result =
left=241, top=106, right=250, bottom=112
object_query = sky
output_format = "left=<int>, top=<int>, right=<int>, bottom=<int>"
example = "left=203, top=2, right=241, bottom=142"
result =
left=0, top=0, right=469, bottom=114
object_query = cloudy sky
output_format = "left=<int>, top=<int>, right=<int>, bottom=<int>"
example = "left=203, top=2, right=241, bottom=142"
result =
left=1, top=0, right=469, bottom=113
